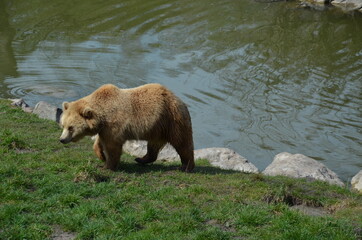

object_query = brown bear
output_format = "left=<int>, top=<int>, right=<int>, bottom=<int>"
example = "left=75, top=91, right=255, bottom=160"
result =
left=59, top=83, right=195, bottom=172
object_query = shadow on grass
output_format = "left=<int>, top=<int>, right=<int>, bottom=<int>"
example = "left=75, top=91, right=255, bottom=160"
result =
left=118, top=160, right=244, bottom=175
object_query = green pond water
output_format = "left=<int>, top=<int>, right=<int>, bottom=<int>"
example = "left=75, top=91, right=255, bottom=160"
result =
left=1, top=0, right=361, bottom=180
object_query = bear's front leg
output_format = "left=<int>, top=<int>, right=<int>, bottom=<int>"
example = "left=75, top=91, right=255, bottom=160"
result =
left=103, top=143, right=123, bottom=171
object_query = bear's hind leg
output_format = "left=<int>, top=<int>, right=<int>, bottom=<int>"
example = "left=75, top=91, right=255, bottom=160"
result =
left=173, top=142, right=195, bottom=172
left=135, top=141, right=165, bottom=165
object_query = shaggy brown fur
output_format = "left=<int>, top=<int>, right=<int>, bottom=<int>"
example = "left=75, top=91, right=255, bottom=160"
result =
left=59, top=83, right=194, bottom=172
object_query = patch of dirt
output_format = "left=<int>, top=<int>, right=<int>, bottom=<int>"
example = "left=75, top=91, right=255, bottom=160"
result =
left=177, top=183, right=189, bottom=189
left=51, top=226, right=76, bottom=240
left=290, top=205, right=329, bottom=217
left=327, top=199, right=355, bottom=213
left=15, top=148, right=36, bottom=154
left=354, top=226, right=362, bottom=239
left=25, top=183, right=37, bottom=193
left=205, top=219, right=236, bottom=233
left=263, top=192, right=323, bottom=208
left=73, top=171, right=110, bottom=183
left=161, top=170, right=179, bottom=176
left=114, top=175, right=131, bottom=183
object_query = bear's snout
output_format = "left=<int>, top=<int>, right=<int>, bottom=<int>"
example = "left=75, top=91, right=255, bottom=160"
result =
left=59, top=138, right=68, bottom=144
left=59, top=129, right=72, bottom=144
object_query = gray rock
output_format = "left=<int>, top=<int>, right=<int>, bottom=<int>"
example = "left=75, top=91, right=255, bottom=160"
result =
left=351, top=170, right=362, bottom=192
left=195, top=148, right=259, bottom=173
left=123, top=141, right=259, bottom=173
left=309, top=0, right=329, bottom=4
left=123, top=140, right=181, bottom=162
left=33, top=101, right=62, bottom=123
left=263, top=152, right=344, bottom=186
left=299, top=0, right=329, bottom=6
left=10, top=98, right=28, bottom=108
left=300, top=1, right=330, bottom=10
left=331, top=0, right=362, bottom=11
left=122, top=140, right=147, bottom=158
left=9, top=98, right=33, bottom=113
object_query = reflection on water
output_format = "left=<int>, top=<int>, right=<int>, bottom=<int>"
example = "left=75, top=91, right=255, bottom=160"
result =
left=1, top=0, right=361, bottom=180
left=0, top=0, right=17, bottom=95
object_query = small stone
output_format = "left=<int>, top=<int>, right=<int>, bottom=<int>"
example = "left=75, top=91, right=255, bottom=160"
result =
left=263, top=152, right=344, bottom=186
left=351, top=170, right=362, bottom=192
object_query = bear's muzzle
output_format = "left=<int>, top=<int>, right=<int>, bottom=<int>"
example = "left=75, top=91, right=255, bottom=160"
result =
left=59, top=138, right=70, bottom=144
left=59, top=129, right=72, bottom=144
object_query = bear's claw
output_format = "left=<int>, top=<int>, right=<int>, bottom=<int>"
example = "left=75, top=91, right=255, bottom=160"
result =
left=135, top=158, right=151, bottom=165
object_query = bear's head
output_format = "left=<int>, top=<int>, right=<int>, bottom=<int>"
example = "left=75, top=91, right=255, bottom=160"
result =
left=59, top=101, right=99, bottom=144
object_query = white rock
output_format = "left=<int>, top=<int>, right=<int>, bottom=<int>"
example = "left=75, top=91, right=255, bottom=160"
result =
left=263, top=152, right=344, bottom=186
left=310, top=0, right=328, bottom=4
left=122, top=140, right=147, bottom=157
left=9, top=98, right=33, bottom=112
left=195, top=148, right=259, bottom=173
left=331, top=0, right=362, bottom=11
left=123, top=140, right=181, bottom=162
left=33, top=101, right=62, bottom=123
left=351, top=170, right=362, bottom=192
left=10, top=98, right=28, bottom=108
left=300, top=0, right=328, bottom=6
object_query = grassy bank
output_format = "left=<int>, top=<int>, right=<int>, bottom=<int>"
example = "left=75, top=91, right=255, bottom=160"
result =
left=0, top=99, right=361, bottom=240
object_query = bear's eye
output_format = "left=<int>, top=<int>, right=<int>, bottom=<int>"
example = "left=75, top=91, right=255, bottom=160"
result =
left=68, top=126, right=74, bottom=132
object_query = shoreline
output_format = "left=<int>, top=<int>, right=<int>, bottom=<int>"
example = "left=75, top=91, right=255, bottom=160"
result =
left=6, top=98, right=362, bottom=192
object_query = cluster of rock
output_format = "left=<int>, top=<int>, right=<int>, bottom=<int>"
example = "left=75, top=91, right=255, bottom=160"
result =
left=8, top=98, right=362, bottom=192
left=10, top=99, right=62, bottom=122
left=123, top=141, right=259, bottom=174
left=301, top=0, right=362, bottom=12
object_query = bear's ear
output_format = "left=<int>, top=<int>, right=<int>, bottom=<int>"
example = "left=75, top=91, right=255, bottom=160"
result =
left=82, top=107, right=93, bottom=119
left=62, top=102, right=70, bottom=110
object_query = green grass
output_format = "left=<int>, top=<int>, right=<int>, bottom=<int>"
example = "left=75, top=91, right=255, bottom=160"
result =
left=0, top=99, right=361, bottom=240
